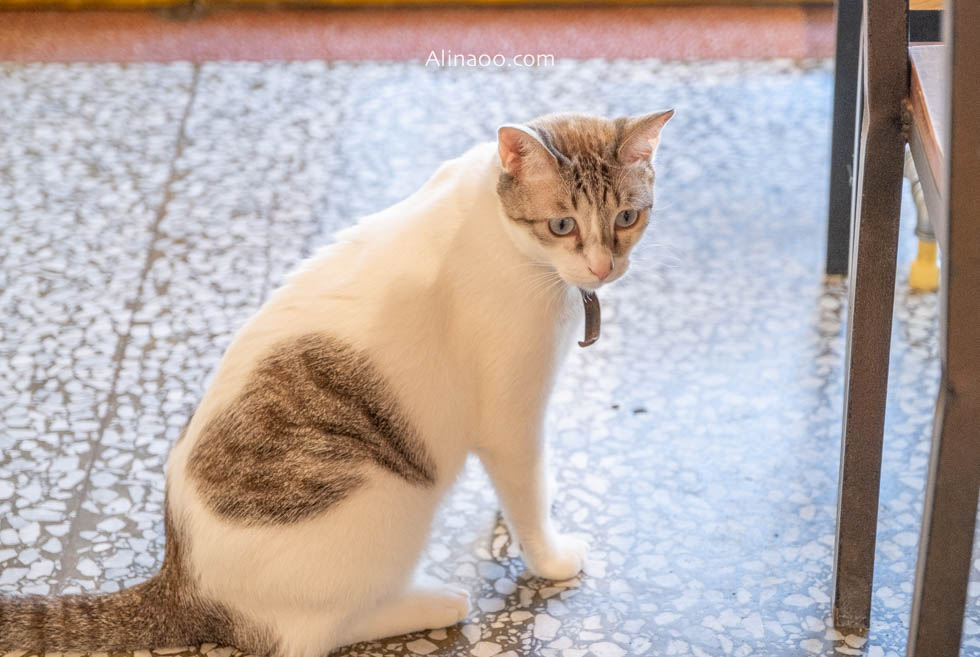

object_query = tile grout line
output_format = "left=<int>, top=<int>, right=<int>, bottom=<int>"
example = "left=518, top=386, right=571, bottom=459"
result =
left=55, top=63, right=202, bottom=591
left=305, top=60, right=347, bottom=256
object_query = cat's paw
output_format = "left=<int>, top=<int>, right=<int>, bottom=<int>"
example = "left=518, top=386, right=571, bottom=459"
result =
left=422, top=585, right=471, bottom=627
left=524, top=534, right=589, bottom=581
left=442, top=586, right=472, bottom=623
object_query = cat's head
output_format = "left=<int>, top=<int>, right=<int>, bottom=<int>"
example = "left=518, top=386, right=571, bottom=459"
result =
left=495, top=111, right=673, bottom=290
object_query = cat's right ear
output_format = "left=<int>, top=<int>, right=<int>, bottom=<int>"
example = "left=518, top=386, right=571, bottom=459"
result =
left=497, top=125, right=559, bottom=180
left=617, top=110, right=674, bottom=164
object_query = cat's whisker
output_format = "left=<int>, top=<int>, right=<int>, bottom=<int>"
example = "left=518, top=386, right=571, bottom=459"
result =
left=530, top=277, right=570, bottom=307
left=502, top=261, right=558, bottom=277
left=522, top=269, right=562, bottom=288
left=525, top=274, right=564, bottom=299
left=634, top=242, right=686, bottom=262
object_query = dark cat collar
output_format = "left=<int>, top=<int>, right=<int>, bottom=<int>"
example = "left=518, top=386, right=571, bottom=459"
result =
left=578, top=289, right=600, bottom=347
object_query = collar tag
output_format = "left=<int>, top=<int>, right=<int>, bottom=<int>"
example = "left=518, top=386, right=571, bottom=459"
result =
left=578, top=289, right=600, bottom=347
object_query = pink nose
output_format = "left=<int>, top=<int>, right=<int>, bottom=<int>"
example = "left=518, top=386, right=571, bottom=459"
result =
left=589, top=259, right=613, bottom=282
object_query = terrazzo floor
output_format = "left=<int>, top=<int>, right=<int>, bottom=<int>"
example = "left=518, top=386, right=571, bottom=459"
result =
left=1, top=58, right=978, bottom=657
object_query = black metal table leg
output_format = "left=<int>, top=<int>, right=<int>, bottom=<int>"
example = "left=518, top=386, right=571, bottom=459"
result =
left=826, top=0, right=863, bottom=276
left=832, top=0, right=907, bottom=634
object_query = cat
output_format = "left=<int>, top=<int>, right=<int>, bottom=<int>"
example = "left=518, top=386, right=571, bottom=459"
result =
left=0, top=109, right=673, bottom=657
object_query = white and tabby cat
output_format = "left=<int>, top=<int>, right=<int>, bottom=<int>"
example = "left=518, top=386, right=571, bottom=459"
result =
left=0, top=110, right=673, bottom=657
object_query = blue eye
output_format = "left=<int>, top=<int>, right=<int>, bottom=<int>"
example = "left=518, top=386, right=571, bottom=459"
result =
left=615, top=209, right=639, bottom=228
left=548, top=217, right=577, bottom=236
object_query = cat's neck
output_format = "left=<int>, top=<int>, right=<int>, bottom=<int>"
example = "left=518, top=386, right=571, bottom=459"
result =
left=286, top=143, right=576, bottom=328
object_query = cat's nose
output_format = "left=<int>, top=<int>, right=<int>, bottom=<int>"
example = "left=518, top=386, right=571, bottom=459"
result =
left=589, top=258, right=614, bottom=282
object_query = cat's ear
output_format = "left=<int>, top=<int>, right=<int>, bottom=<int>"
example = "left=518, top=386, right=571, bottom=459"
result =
left=617, top=110, right=674, bottom=164
left=497, top=124, right=560, bottom=179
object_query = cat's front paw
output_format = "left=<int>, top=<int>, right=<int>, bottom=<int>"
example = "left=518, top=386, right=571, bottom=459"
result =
left=523, top=534, right=589, bottom=581
left=437, top=585, right=472, bottom=625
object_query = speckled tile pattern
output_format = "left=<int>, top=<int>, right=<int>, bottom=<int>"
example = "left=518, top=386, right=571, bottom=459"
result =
left=0, top=63, right=194, bottom=595
left=1, top=59, right=977, bottom=657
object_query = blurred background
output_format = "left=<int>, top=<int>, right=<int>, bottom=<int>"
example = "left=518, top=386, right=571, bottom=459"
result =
left=1, top=2, right=976, bottom=657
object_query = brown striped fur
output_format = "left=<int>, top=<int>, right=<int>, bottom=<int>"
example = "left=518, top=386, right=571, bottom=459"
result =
left=187, top=334, right=436, bottom=526
left=0, top=496, right=275, bottom=653
left=0, top=113, right=670, bottom=654
left=0, top=335, right=433, bottom=652
left=497, top=112, right=672, bottom=258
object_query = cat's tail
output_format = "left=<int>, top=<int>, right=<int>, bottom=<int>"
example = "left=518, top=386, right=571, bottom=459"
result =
left=0, top=571, right=219, bottom=651
left=0, top=500, right=267, bottom=653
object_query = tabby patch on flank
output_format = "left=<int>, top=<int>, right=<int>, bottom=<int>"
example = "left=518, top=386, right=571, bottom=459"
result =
left=0, top=110, right=673, bottom=657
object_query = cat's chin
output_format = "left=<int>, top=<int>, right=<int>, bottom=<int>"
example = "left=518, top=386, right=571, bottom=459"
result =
left=572, top=268, right=627, bottom=291
left=546, top=276, right=596, bottom=292
left=572, top=277, right=615, bottom=292
left=556, top=272, right=603, bottom=291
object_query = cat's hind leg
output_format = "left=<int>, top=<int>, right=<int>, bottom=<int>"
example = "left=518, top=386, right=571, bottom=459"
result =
left=340, top=585, right=470, bottom=647
left=242, top=584, right=468, bottom=657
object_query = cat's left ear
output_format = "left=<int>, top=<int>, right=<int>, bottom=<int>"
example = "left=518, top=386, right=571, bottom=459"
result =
left=617, top=109, right=675, bottom=164
left=497, top=124, right=560, bottom=179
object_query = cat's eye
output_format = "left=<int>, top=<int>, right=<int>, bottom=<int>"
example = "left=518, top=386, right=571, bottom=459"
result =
left=548, top=217, right=577, bottom=236
left=615, top=209, right=639, bottom=228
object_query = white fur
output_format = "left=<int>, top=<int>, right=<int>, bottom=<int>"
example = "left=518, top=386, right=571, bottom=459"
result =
left=165, top=142, right=589, bottom=657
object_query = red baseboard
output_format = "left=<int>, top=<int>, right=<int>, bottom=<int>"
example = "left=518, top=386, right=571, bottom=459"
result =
left=0, top=6, right=834, bottom=63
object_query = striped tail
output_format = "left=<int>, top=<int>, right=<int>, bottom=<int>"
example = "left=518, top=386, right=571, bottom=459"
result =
left=0, top=502, right=270, bottom=653
left=0, top=575, right=204, bottom=652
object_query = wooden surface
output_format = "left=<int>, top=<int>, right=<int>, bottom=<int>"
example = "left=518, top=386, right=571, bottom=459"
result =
left=910, top=46, right=946, bottom=175
left=908, top=1, right=980, bottom=654
left=908, top=44, right=946, bottom=250
left=910, top=0, right=942, bottom=9
left=0, top=0, right=182, bottom=5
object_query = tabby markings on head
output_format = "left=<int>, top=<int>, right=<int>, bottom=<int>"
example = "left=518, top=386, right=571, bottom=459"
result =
left=496, top=113, right=660, bottom=258
left=187, top=334, right=436, bottom=526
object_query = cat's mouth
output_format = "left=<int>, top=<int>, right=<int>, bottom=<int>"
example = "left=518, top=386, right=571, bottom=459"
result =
left=578, top=289, right=600, bottom=348
left=573, top=265, right=624, bottom=292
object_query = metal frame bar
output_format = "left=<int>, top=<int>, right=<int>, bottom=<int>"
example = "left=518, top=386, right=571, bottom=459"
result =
left=908, top=9, right=941, bottom=42
left=826, top=4, right=940, bottom=277
left=825, top=0, right=863, bottom=276
left=832, top=0, right=907, bottom=634
left=907, top=1, right=980, bottom=653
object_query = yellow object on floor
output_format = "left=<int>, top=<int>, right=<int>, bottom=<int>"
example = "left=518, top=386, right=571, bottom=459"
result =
left=909, top=239, right=940, bottom=292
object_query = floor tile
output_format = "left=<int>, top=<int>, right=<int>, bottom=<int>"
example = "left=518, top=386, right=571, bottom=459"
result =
left=0, top=62, right=194, bottom=593
left=1, top=58, right=977, bottom=657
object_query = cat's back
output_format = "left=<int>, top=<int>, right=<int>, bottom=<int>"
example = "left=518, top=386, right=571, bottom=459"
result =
left=329, top=141, right=496, bottom=251
left=165, top=142, right=499, bottom=531
left=186, top=141, right=497, bottom=408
